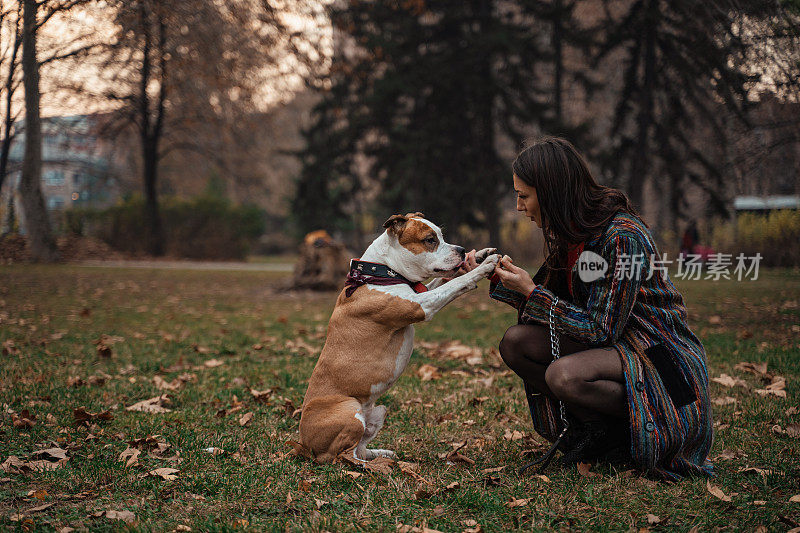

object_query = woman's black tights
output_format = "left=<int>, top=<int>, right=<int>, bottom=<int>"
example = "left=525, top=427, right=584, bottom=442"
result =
left=499, top=324, right=628, bottom=421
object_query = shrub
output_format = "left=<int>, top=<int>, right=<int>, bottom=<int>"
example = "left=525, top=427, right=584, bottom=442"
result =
left=710, top=210, right=800, bottom=267
left=65, top=195, right=265, bottom=260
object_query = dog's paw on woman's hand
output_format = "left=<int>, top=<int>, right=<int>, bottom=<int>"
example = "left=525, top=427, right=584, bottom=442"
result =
left=475, top=247, right=499, bottom=263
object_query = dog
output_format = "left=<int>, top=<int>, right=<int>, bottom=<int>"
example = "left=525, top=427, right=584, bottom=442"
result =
left=297, top=212, right=500, bottom=463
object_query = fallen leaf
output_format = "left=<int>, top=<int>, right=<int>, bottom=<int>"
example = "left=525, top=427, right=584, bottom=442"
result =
left=101, top=510, right=136, bottom=523
left=577, top=462, right=598, bottom=477
left=73, top=407, right=113, bottom=425
left=239, top=412, right=254, bottom=426
left=755, top=376, right=787, bottom=398
left=707, top=481, right=732, bottom=502
left=506, top=497, right=531, bottom=508
left=203, top=359, right=224, bottom=368
left=712, top=396, right=737, bottom=406
left=504, top=429, right=524, bottom=441
left=364, top=456, right=395, bottom=475
left=28, top=502, right=54, bottom=513
left=11, top=410, right=36, bottom=429
left=250, top=388, right=273, bottom=403
left=734, top=361, right=768, bottom=376
left=344, top=470, right=363, bottom=479
left=790, top=494, right=800, bottom=503
left=417, top=364, right=441, bottom=381
left=148, top=467, right=179, bottom=481
left=738, top=467, right=773, bottom=477
left=445, top=481, right=460, bottom=491
left=315, top=498, right=328, bottom=509
left=96, top=344, right=112, bottom=358
left=646, top=514, right=661, bottom=525
left=119, top=447, right=141, bottom=467
left=787, top=424, right=800, bottom=438
left=126, top=395, right=172, bottom=413
left=712, top=373, right=748, bottom=388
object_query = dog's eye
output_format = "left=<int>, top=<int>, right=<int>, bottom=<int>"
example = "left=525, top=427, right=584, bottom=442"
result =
left=424, top=237, right=437, bottom=245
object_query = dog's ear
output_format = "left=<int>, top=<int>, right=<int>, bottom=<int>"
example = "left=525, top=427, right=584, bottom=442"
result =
left=383, top=214, right=408, bottom=235
left=404, top=212, right=425, bottom=219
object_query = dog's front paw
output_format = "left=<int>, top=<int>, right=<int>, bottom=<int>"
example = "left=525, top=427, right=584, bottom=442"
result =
left=475, top=247, right=498, bottom=264
left=476, top=253, right=500, bottom=276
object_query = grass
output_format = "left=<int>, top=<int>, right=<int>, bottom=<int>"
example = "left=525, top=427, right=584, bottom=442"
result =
left=0, top=264, right=798, bottom=532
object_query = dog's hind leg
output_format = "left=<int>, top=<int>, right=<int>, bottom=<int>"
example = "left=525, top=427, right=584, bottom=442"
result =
left=355, top=405, right=397, bottom=460
left=299, top=396, right=365, bottom=463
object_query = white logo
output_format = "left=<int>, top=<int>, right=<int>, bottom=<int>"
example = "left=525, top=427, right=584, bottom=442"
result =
left=577, top=250, right=608, bottom=282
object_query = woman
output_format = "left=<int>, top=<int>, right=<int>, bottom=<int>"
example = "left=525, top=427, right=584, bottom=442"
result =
left=461, top=137, right=713, bottom=480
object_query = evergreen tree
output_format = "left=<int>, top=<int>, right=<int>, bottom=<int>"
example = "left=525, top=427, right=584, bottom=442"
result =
left=594, top=0, right=775, bottom=224
left=296, top=0, right=591, bottom=247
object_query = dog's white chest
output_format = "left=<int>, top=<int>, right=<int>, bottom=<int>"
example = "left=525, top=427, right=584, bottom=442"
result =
left=369, top=325, right=415, bottom=402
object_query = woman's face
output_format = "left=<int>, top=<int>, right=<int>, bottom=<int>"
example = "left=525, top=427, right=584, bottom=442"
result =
left=513, top=173, right=542, bottom=228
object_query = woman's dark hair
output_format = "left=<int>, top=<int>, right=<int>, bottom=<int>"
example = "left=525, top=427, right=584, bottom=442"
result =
left=512, top=136, right=646, bottom=275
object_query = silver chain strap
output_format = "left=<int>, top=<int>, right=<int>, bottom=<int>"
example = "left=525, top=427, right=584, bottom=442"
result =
left=549, top=296, right=570, bottom=433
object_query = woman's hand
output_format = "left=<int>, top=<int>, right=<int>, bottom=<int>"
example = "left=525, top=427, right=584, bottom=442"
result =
left=493, top=255, right=537, bottom=295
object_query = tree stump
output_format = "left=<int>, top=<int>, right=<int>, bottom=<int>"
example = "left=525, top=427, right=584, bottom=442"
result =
left=292, top=230, right=351, bottom=291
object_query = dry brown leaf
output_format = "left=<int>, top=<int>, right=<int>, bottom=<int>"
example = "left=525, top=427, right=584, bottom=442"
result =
left=712, top=373, right=748, bottom=388
left=786, top=424, right=800, bottom=438
left=73, top=407, right=113, bottom=425
left=344, top=470, right=363, bottom=479
left=11, top=410, right=36, bottom=429
left=755, top=376, right=787, bottom=398
left=789, top=494, right=800, bottom=503
left=203, top=359, right=224, bottom=368
left=708, top=315, right=722, bottom=324
left=646, top=514, right=661, bottom=525
left=100, top=510, right=136, bottom=523
left=128, top=435, right=171, bottom=455
left=505, top=497, right=531, bottom=508
left=239, top=412, right=254, bottom=426
left=126, top=395, right=172, bottom=413
left=148, top=467, right=179, bottom=481
left=734, top=361, right=769, bottom=376
left=417, top=364, right=441, bottom=381
left=712, top=396, right=737, bottom=406
left=503, top=429, right=524, bottom=441
left=250, top=388, right=273, bottom=403
left=119, top=447, right=140, bottom=467
left=706, top=481, right=732, bottom=502
left=364, top=456, right=395, bottom=475
left=737, top=467, right=773, bottom=477
left=577, top=462, right=599, bottom=477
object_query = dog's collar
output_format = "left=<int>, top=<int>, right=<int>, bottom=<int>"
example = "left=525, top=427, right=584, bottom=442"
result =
left=344, top=259, right=429, bottom=297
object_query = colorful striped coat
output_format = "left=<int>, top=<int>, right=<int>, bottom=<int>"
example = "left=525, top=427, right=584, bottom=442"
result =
left=490, top=211, right=714, bottom=480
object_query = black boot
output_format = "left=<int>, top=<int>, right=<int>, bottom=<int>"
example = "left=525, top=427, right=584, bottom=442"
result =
left=559, top=418, right=630, bottom=466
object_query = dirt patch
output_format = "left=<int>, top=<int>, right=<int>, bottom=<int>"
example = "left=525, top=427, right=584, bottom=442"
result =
left=0, top=234, right=126, bottom=264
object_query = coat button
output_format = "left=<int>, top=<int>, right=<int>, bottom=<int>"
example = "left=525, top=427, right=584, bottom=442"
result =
left=635, top=381, right=645, bottom=392
left=645, top=421, right=655, bottom=432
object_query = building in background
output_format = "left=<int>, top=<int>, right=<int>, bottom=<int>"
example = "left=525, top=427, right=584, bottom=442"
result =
left=1, top=114, right=118, bottom=233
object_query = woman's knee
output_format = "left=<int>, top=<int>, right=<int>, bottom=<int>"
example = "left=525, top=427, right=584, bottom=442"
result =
left=544, top=358, right=586, bottom=399
left=499, top=325, right=549, bottom=371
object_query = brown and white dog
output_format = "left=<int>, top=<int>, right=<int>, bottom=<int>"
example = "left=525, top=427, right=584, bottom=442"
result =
left=298, top=212, right=499, bottom=463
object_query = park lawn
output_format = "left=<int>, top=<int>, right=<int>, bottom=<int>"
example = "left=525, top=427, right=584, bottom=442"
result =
left=0, top=264, right=798, bottom=532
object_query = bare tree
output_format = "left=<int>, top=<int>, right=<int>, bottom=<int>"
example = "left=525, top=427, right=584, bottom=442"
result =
left=0, top=3, right=21, bottom=195
left=87, top=0, right=326, bottom=256
left=18, top=0, right=59, bottom=261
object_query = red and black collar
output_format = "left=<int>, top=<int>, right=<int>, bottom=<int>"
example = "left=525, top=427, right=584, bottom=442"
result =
left=344, top=259, right=428, bottom=297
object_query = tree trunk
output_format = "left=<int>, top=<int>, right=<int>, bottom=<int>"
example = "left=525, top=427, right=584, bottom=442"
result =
left=139, top=2, right=165, bottom=256
left=0, top=24, right=20, bottom=193
left=19, top=0, right=58, bottom=261
left=143, top=138, right=164, bottom=256
left=628, top=0, right=657, bottom=212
